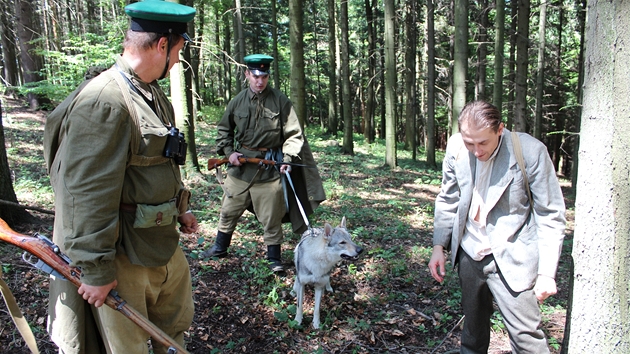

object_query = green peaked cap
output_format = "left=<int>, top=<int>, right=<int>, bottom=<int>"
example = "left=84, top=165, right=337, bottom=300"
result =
left=244, top=54, right=274, bottom=75
left=125, top=0, right=196, bottom=38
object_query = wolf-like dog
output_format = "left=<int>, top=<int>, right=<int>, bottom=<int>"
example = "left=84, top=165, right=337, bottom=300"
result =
left=293, top=217, right=363, bottom=329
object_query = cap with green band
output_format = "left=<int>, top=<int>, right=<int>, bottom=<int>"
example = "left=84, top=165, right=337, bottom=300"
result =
left=244, top=54, right=274, bottom=76
left=125, top=0, right=196, bottom=42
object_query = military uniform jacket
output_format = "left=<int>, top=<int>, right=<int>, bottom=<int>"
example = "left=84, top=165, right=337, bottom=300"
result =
left=216, top=87, right=304, bottom=183
left=433, top=130, right=566, bottom=292
left=45, top=56, right=186, bottom=286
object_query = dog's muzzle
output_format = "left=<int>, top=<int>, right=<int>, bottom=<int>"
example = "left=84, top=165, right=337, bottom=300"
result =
left=341, top=247, right=363, bottom=261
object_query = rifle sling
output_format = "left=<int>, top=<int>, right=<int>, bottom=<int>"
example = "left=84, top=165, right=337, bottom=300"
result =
left=0, top=267, right=40, bottom=353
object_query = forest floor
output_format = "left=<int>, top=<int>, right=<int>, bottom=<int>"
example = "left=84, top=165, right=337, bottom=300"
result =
left=0, top=94, right=573, bottom=353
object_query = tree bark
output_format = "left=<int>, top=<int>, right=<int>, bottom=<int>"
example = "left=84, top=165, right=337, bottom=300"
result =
left=0, top=1, right=19, bottom=91
left=327, top=0, right=338, bottom=135
left=15, top=0, right=44, bottom=109
left=513, top=0, right=530, bottom=132
left=570, top=1, right=630, bottom=351
left=340, top=0, right=353, bottom=154
left=426, top=0, right=436, bottom=168
left=404, top=0, right=416, bottom=158
left=384, top=0, right=396, bottom=167
left=272, top=0, right=281, bottom=90
left=533, top=0, right=547, bottom=140
left=0, top=103, right=34, bottom=226
left=452, top=0, right=468, bottom=134
left=364, top=0, right=376, bottom=143
left=475, top=0, right=488, bottom=101
left=493, top=0, right=506, bottom=112
left=289, top=0, right=306, bottom=129
left=234, top=0, right=245, bottom=90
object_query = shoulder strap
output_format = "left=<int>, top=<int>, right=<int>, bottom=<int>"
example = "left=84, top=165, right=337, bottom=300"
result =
left=0, top=268, right=40, bottom=353
left=106, top=69, right=170, bottom=168
left=511, top=132, right=533, bottom=210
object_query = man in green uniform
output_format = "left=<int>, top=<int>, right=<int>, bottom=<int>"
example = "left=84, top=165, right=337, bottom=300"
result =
left=201, top=54, right=306, bottom=272
left=44, top=1, right=198, bottom=353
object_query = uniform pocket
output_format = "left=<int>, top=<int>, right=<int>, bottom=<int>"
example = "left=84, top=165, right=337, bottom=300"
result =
left=133, top=200, right=179, bottom=228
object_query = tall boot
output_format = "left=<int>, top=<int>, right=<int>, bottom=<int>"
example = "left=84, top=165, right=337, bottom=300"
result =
left=267, top=245, right=284, bottom=273
left=201, top=231, right=232, bottom=258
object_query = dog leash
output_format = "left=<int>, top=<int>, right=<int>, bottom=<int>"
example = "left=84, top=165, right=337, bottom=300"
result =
left=282, top=171, right=314, bottom=236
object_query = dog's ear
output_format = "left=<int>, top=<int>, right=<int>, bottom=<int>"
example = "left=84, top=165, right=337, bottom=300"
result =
left=324, top=223, right=333, bottom=238
left=339, top=216, right=347, bottom=229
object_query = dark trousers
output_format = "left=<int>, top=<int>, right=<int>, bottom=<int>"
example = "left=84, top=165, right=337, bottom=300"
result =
left=457, top=249, right=549, bottom=354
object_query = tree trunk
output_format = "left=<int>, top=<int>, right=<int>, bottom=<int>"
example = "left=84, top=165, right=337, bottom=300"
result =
left=272, top=0, right=281, bottom=90
left=452, top=0, right=468, bottom=134
left=384, top=0, right=396, bottom=167
left=493, top=0, right=506, bottom=111
left=327, top=0, right=338, bottom=135
left=15, top=0, right=44, bottom=109
left=533, top=0, right=547, bottom=140
left=571, top=0, right=587, bottom=194
left=513, top=0, right=530, bottom=132
left=426, top=0, right=436, bottom=168
left=570, top=1, right=630, bottom=351
left=340, top=0, right=353, bottom=154
left=475, top=0, right=488, bottom=100
left=364, top=0, right=376, bottom=143
left=0, top=1, right=19, bottom=91
left=0, top=103, right=33, bottom=226
left=234, top=0, right=245, bottom=90
left=506, top=0, right=517, bottom=130
left=404, top=0, right=416, bottom=158
left=289, top=0, right=306, bottom=129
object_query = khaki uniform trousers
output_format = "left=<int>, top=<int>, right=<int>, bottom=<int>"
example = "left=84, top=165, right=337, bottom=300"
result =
left=93, top=247, right=194, bottom=354
left=218, top=174, right=286, bottom=245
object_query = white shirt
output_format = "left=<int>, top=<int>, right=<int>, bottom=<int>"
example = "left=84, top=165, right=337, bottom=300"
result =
left=460, top=135, right=503, bottom=261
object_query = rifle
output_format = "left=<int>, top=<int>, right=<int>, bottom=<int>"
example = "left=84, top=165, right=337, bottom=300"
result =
left=208, top=156, right=315, bottom=170
left=207, top=156, right=280, bottom=169
left=0, top=218, right=190, bottom=354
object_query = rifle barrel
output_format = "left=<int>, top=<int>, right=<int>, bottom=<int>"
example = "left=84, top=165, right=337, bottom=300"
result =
left=0, top=218, right=190, bottom=354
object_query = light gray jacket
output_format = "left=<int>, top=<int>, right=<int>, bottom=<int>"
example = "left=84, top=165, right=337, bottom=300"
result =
left=434, top=129, right=566, bottom=292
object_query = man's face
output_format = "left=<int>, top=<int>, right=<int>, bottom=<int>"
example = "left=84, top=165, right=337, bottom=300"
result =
left=167, top=36, right=186, bottom=71
left=460, top=122, right=504, bottom=162
left=246, top=70, right=269, bottom=93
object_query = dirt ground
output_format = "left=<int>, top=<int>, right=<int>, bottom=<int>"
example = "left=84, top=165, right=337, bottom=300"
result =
left=0, top=96, right=572, bottom=353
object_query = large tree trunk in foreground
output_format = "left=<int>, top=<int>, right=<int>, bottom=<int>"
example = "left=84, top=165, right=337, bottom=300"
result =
left=569, top=0, right=630, bottom=351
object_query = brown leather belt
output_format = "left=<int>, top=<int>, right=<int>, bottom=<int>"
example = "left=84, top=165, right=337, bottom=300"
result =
left=120, top=203, right=137, bottom=213
left=241, top=145, right=269, bottom=152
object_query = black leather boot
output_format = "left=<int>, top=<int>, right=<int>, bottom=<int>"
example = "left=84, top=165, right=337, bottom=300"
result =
left=201, top=231, right=232, bottom=258
left=267, top=245, right=284, bottom=273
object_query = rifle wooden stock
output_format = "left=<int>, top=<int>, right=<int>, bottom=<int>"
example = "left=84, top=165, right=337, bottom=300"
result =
left=207, top=156, right=278, bottom=169
left=0, top=218, right=190, bottom=354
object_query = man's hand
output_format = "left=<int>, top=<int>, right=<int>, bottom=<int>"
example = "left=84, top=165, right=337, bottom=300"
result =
left=534, top=275, right=557, bottom=303
left=428, top=245, right=447, bottom=283
left=279, top=164, right=291, bottom=174
left=78, top=280, right=117, bottom=308
left=228, top=152, right=243, bottom=166
left=178, top=212, right=198, bottom=234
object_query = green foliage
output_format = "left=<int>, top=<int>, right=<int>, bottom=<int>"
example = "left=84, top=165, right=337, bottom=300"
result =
left=24, top=31, right=123, bottom=104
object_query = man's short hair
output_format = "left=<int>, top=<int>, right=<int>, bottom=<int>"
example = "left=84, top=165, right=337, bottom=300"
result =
left=458, top=100, right=502, bottom=132
left=122, top=30, right=182, bottom=51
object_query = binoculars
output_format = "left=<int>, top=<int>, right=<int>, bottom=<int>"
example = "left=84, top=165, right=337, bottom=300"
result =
left=163, top=127, right=187, bottom=165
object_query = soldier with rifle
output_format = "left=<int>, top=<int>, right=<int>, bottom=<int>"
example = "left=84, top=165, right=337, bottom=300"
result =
left=201, top=54, right=325, bottom=272
left=43, top=1, right=198, bottom=353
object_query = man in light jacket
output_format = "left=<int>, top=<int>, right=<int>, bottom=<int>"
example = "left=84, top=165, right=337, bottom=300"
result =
left=428, top=100, right=566, bottom=353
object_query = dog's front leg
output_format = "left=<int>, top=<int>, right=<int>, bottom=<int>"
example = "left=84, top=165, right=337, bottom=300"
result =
left=312, top=286, right=324, bottom=329
left=294, top=281, right=305, bottom=325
